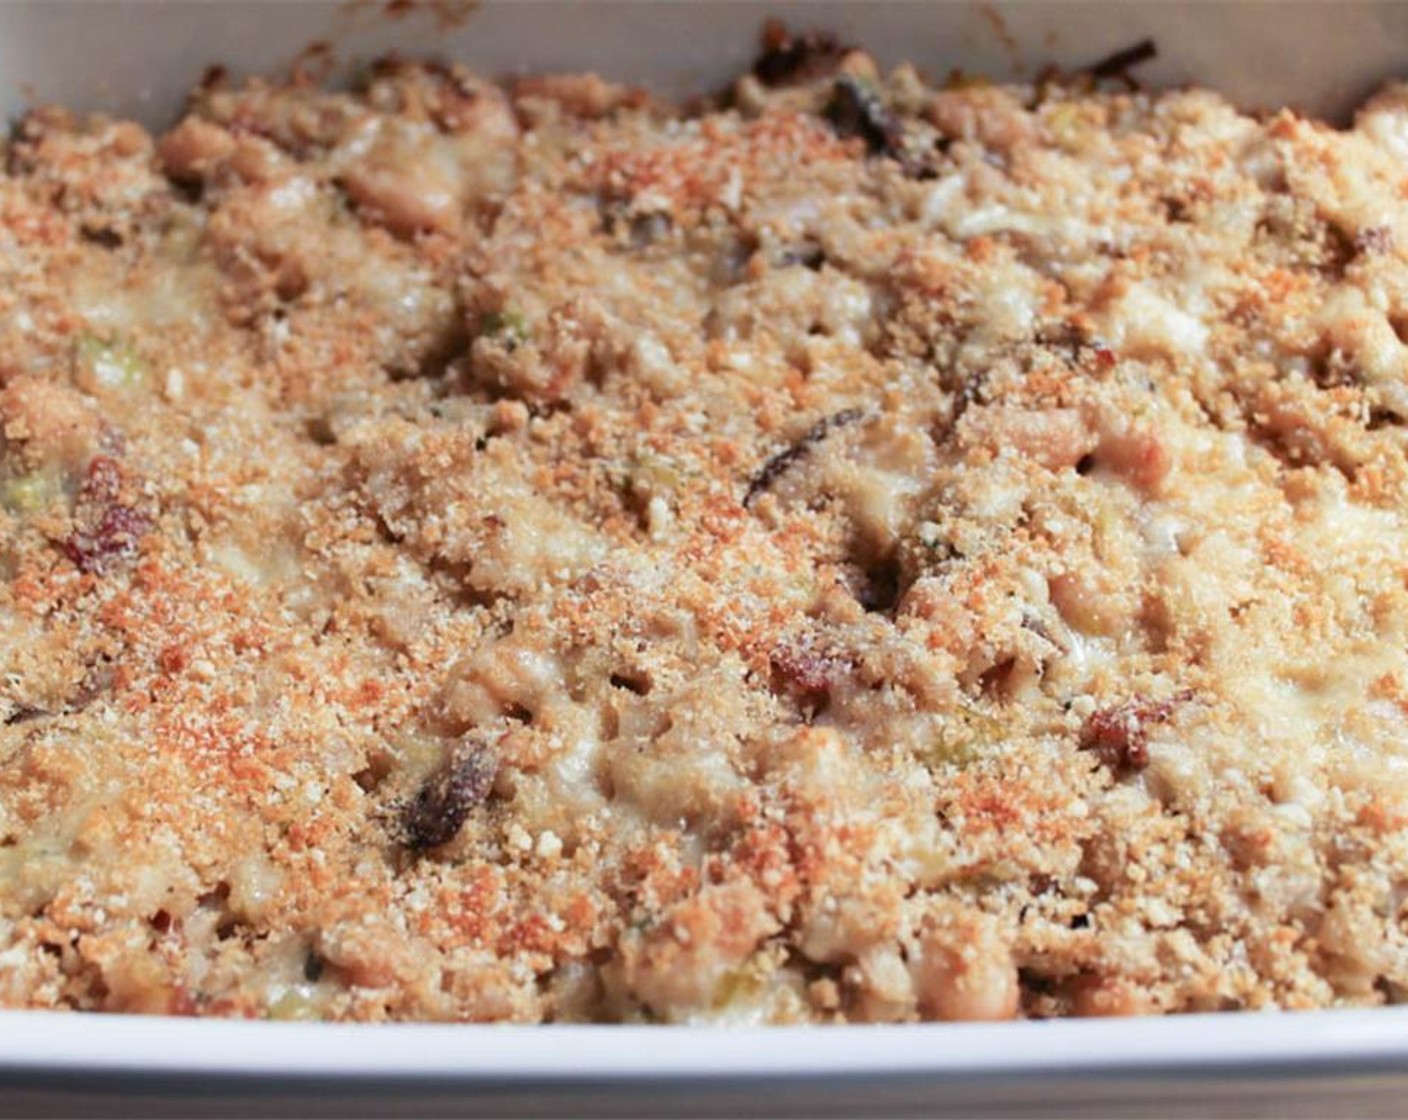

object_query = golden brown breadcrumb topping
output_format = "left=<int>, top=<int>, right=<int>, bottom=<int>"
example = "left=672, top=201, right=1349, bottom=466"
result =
left=4, top=38, right=1408, bottom=1022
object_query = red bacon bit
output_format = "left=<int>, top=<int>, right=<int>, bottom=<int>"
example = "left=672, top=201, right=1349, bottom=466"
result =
left=59, top=455, right=152, bottom=574
left=1354, top=226, right=1394, bottom=256
left=1079, top=691, right=1191, bottom=774
left=769, top=642, right=854, bottom=711
left=82, top=454, right=121, bottom=503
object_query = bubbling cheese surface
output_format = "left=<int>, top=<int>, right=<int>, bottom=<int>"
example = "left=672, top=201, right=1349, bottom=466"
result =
left=3, top=43, right=1408, bottom=1021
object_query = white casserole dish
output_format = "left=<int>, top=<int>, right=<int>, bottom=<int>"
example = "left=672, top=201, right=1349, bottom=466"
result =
left=3, top=3, right=1408, bottom=1115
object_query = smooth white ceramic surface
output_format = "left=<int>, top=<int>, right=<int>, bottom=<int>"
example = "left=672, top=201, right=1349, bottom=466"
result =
left=2, top=1008, right=1408, bottom=1079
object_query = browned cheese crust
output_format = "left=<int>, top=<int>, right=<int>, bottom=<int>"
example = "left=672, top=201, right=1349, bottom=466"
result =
left=4, top=43, right=1408, bottom=1022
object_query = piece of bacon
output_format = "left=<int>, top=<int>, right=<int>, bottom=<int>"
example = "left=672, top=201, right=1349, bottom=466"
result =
left=1079, top=691, right=1191, bottom=774
left=60, top=456, right=151, bottom=575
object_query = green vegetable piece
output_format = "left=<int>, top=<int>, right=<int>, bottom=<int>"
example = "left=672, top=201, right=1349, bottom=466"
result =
left=479, top=310, right=529, bottom=347
left=925, top=702, right=1002, bottom=768
left=266, top=988, right=321, bottom=1021
left=73, top=334, right=148, bottom=395
left=0, top=469, right=62, bottom=514
left=712, top=961, right=766, bottom=1011
left=630, top=452, right=682, bottom=496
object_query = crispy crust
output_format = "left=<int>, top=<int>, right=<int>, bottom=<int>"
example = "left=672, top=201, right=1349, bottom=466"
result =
left=2, top=50, right=1408, bottom=1022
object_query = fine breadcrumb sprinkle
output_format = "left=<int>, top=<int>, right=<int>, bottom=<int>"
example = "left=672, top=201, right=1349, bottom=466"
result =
left=3, top=32, right=1408, bottom=1022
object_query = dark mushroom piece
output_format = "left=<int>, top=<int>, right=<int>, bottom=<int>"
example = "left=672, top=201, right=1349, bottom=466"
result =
left=401, top=739, right=499, bottom=852
left=743, top=407, right=868, bottom=508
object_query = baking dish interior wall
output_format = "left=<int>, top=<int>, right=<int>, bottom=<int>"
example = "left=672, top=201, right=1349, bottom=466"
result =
left=1, top=1, right=1405, bottom=127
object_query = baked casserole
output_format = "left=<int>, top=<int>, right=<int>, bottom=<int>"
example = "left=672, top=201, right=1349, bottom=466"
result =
left=3, top=29, right=1408, bottom=1022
